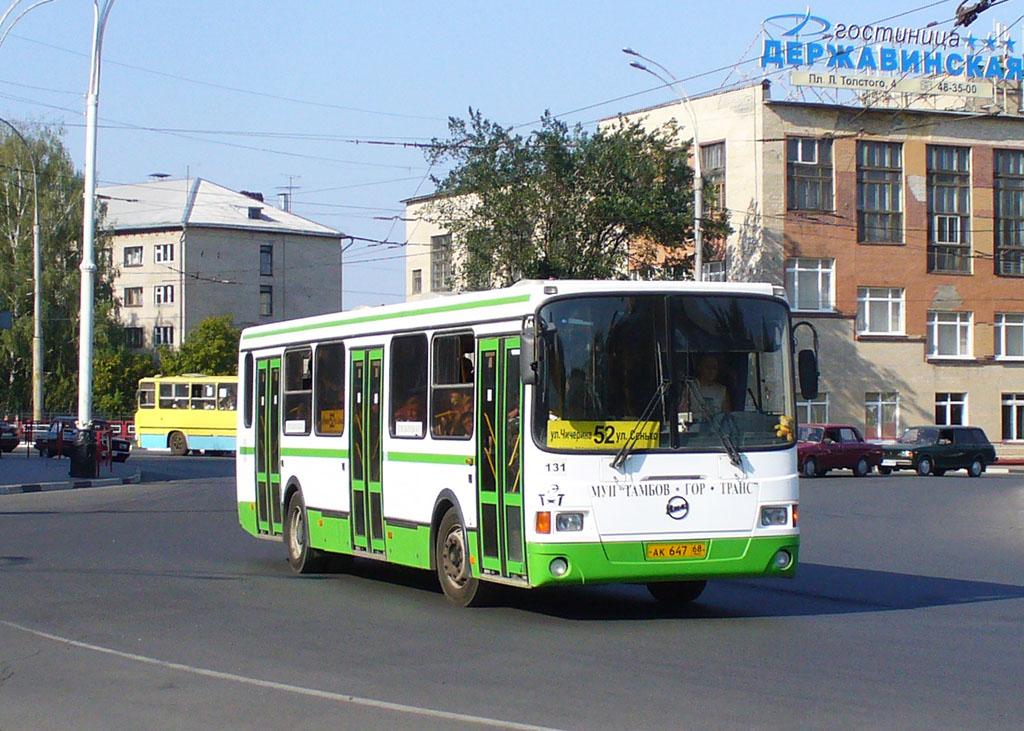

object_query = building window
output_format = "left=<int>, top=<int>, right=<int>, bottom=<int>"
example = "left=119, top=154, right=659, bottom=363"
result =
left=926, top=311, right=973, bottom=358
left=314, top=342, right=345, bottom=436
left=390, top=334, right=428, bottom=439
left=283, top=348, right=312, bottom=435
left=1003, top=393, right=1024, bottom=440
left=431, top=332, right=474, bottom=440
left=856, top=287, right=904, bottom=335
left=154, top=243, right=174, bottom=263
left=702, top=260, right=726, bottom=282
left=153, top=326, right=174, bottom=347
left=935, top=392, right=967, bottom=425
left=995, top=313, right=1024, bottom=359
left=864, top=391, right=899, bottom=440
left=123, top=287, right=143, bottom=307
left=785, top=258, right=834, bottom=311
left=260, top=243, right=273, bottom=276
left=994, top=149, right=1024, bottom=276
left=154, top=285, right=174, bottom=305
left=259, top=285, right=273, bottom=316
left=123, top=245, right=143, bottom=267
left=125, top=327, right=144, bottom=348
left=857, top=141, right=903, bottom=243
left=787, top=137, right=833, bottom=211
left=797, top=392, right=829, bottom=424
left=411, top=268, right=423, bottom=295
left=431, top=234, right=452, bottom=292
left=701, top=142, right=726, bottom=212
left=927, top=145, right=971, bottom=273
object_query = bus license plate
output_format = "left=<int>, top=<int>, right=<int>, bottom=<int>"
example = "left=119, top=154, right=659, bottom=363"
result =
left=645, top=541, right=708, bottom=560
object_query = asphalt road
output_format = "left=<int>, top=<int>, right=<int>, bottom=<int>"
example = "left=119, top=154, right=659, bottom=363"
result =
left=1, top=467, right=1022, bottom=729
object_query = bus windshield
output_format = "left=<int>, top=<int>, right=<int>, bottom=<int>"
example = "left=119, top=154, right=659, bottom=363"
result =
left=533, top=294, right=795, bottom=454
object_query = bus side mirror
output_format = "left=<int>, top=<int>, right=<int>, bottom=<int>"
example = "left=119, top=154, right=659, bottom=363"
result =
left=520, top=315, right=538, bottom=386
left=798, top=349, right=818, bottom=401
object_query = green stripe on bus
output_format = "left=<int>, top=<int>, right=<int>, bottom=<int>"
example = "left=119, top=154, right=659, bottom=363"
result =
left=281, top=446, right=349, bottom=458
left=387, top=451, right=472, bottom=465
left=239, top=445, right=254, bottom=455
left=241, top=293, right=531, bottom=341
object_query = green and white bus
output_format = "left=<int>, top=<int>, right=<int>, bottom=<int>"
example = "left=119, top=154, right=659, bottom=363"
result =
left=236, top=280, right=816, bottom=606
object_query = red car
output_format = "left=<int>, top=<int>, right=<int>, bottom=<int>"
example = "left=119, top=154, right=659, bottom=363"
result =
left=798, top=423, right=883, bottom=477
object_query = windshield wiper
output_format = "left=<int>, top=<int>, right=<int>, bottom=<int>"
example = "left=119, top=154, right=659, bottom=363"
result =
left=610, top=379, right=670, bottom=470
left=682, top=377, right=743, bottom=467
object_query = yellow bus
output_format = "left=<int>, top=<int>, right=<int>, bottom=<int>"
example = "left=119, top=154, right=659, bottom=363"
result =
left=135, top=375, right=238, bottom=455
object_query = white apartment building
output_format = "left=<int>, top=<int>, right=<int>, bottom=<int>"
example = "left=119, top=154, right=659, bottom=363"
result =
left=100, top=178, right=343, bottom=349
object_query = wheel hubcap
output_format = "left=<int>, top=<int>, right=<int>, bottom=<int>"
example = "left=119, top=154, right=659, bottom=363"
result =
left=289, top=507, right=305, bottom=558
left=442, top=528, right=468, bottom=588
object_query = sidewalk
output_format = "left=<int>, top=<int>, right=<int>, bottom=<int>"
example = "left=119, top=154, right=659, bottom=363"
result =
left=0, top=444, right=141, bottom=495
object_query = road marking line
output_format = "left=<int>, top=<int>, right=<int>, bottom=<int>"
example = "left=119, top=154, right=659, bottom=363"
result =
left=1, top=619, right=558, bottom=730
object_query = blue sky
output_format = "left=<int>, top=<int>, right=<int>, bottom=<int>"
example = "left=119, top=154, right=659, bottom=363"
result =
left=0, top=0, right=1007, bottom=307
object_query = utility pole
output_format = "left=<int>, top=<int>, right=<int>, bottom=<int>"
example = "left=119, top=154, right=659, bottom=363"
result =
left=71, top=0, right=116, bottom=477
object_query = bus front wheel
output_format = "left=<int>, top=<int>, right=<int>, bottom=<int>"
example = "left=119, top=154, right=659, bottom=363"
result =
left=647, top=580, right=707, bottom=604
left=284, top=490, right=328, bottom=574
left=168, top=431, right=189, bottom=456
left=436, top=507, right=489, bottom=607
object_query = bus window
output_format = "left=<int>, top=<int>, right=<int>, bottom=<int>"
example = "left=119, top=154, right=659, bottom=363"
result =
left=283, top=348, right=312, bottom=435
left=217, top=382, right=237, bottom=411
left=138, top=382, right=156, bottom=409
left=315, top=342, right=345, bottom=435
left=191, top=383, right=216, bottom=409
left=390, top=334, right=427, bottom=438
left=160, top=383, right=189, bottom=409
left=431, top=332, right=474, bottom=439
left=243, top=354, right=254, bottom=428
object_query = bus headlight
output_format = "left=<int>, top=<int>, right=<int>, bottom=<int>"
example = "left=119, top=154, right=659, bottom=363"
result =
left=760, top=506, right=788, bottom=526
left=772, top=550, right=793, bottom=569
left=549, top=557, right=569, bottom=576
left=555, top=512, right=584, bottom=531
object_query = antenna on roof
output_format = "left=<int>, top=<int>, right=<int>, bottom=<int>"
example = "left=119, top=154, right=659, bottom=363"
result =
left=276, top=174, right=301, bottom=212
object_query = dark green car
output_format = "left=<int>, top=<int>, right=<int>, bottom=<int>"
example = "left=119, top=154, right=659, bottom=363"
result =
left=879, top=426, right=997, bottom=477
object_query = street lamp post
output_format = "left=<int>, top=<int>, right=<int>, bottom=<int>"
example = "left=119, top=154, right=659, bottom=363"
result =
left=624, top=47, right=704, bottom=282
left=0, top=117, right=43, bottom=422
left=71, top=0, right=116, bottom=478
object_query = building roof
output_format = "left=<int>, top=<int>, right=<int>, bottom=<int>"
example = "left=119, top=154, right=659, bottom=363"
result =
left=97, top=178, right=342, bottom=238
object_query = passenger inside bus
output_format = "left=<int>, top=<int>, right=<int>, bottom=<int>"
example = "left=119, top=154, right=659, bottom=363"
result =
left=433, top=389, right=473, bottom=437
left=685, top=353, right=732, bottom=415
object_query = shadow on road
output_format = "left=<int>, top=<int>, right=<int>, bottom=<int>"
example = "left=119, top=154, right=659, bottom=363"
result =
left=295, top=559, right=1024, bottom=621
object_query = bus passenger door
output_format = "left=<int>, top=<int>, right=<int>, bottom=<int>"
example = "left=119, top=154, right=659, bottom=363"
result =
left=477, top=337, right=526, bottom=580
left=255, top=357, right=282, bottom=535
left=350, top=348, right=385, bottom=554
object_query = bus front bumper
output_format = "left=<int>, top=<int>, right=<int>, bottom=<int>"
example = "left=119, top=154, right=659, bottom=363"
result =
left=524, top=535, right=799, bottom=588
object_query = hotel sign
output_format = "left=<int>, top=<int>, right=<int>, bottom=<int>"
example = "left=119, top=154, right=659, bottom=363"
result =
left=762, top=10, right=1021, bottom=91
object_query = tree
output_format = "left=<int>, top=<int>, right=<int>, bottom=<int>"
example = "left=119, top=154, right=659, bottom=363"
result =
left=158, top=315, right=241, bottom=376
left=0, top=124, right=128, bottom=416
left=424, top=110, right=730, bottom=289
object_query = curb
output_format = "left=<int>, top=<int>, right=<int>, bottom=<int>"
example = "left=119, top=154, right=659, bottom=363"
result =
left=0, top=471, right=142, bottom=496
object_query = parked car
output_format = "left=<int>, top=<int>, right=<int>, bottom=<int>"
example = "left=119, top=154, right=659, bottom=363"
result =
left=879, top=425, right=996, bottom=477
left=34, top=417, right=131, bottom=462
left=0, top=420, right=19, bottom=452
left=798, top=423, right=883, bottom=477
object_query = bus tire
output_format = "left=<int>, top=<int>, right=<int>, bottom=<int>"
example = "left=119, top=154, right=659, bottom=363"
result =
left=647, top=580, right=707, bottom=604
left=436, top=506, right=489, bottom=607
left=168, top=431, right=189, bottom=456
left=284, top=490, right=328, bottom=574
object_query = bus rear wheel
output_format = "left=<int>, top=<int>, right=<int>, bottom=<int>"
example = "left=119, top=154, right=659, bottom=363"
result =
left=647, top=580, right=707, bottom=604
left=436, top=507, right=489, bottom=607
left=284, top=490, right=328, bottom=574
left=168, top=431, right=189, bottom=456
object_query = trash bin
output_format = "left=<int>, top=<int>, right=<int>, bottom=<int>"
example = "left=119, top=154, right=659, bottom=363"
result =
left=69, top=425, right=98, bottom=478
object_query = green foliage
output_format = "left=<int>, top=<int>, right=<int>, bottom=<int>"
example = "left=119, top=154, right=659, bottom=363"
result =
left=158, top=315, right=240, bottom=376
left=0, top=124, right=147, bottom=416
left=425, top=110, right=730, bottom=289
